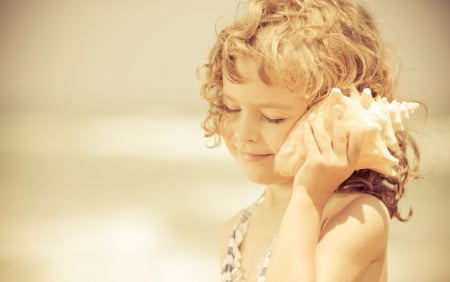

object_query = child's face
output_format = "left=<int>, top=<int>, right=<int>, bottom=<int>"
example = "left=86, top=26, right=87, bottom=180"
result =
left=222, top=58, right=308, bottom=185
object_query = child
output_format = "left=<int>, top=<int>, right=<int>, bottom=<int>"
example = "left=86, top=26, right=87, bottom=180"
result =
left=197, top=0, right=420, bottom=281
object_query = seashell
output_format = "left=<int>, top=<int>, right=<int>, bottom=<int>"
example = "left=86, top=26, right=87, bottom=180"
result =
left=274, top=88, right=419, bottom=177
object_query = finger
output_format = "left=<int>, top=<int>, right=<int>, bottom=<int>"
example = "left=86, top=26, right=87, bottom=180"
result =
left=302, top=121, right=320, bottom=157
left=332, top=120, right=348, bottom=158
left=310, top=115, right=333, bottom=156
left=348, top=127, right=363, bottom=167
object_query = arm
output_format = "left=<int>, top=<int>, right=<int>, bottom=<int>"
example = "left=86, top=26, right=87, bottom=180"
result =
left=266, top=115, right=389, bottom=281
left=315, top=195, right=389, bottom=281
left=266, top=191, right=389, bottom=281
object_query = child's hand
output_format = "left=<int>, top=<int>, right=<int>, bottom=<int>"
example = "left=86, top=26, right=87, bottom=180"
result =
left=292, top=109, right=362, bottom=208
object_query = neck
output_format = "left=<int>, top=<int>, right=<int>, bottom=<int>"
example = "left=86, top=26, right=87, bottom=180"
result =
left=263, top=180, right=293, bottom=208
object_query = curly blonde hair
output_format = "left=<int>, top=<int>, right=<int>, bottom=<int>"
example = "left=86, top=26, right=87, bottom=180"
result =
left=198, top=0, right=419, bottom=221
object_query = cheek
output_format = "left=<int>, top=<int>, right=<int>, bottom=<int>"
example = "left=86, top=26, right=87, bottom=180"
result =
left=266, top=123, right=297, bottom=152
left=220, top=119, right=238, bottom=154
left=268, top=135, right=287, bottom=153
left=222, top=129, right=237, bottom=157
left=220, top=118, right=232, bottom=140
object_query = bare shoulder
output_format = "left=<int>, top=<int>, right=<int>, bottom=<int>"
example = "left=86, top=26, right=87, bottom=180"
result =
left=219, top=208, right=246, bottom=262
left=317, top=192, right=390, bottom=280
left=321, top=192, right=389, bottom=228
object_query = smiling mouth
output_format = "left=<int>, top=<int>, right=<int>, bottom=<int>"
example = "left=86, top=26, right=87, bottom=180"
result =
left=239, top=152, right=273, bottom=162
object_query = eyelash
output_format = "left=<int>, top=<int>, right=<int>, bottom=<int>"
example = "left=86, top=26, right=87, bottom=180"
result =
left=221, top=105, right=285, bottom=124
left=261, top=115, right=285, bottom=124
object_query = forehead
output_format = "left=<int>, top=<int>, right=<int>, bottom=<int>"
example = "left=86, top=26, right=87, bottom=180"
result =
left=222, top=58, right=306, bottom=107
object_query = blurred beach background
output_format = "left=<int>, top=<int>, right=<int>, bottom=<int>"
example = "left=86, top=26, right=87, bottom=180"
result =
left=0, top=0, right=448, bottom=281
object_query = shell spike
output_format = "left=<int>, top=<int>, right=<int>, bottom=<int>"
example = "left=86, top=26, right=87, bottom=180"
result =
left=329, top=88, right=345, bottom=104
left=360, top=88, right=374, bottom=109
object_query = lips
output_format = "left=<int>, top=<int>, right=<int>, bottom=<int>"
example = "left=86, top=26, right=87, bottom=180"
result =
left=239, top=152, right=273, bottom=162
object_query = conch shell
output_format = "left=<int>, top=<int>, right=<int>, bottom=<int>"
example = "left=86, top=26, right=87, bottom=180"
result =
left=275, top=88, right=419, bottom=177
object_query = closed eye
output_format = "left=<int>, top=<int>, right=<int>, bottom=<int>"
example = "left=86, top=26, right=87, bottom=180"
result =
left=222, top=104, right=285, bottom=124
left=261, top=115, right=285, bottom=124
left=222, top=104, right=240, bottom=113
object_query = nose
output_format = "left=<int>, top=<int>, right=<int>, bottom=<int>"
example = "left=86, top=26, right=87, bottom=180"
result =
left=231, top=112, right=259, bottom=143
